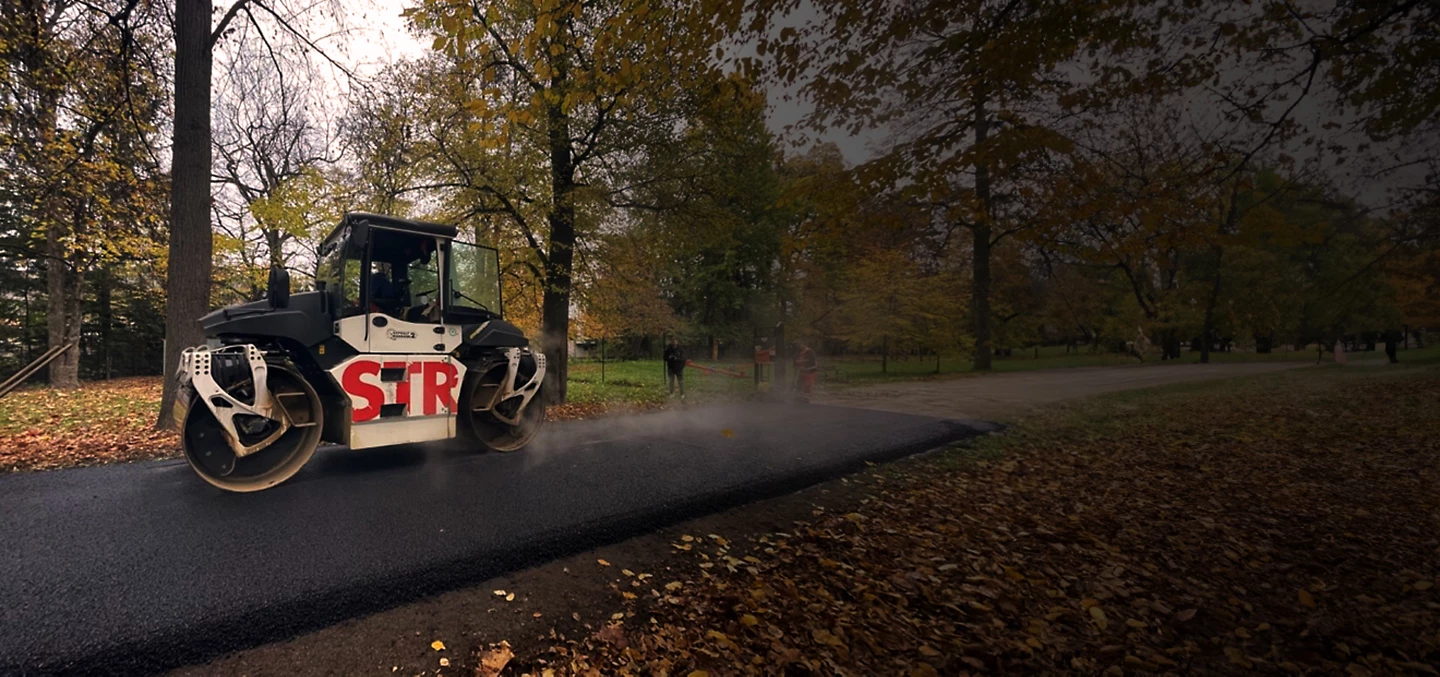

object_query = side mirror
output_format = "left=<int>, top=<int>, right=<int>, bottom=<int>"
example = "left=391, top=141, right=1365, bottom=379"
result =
left=267, top=265, right=291, bottom=308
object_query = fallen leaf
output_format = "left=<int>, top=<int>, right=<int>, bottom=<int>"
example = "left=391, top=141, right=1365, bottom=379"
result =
left=597, top=559, right=611, bottom=567
left=1089, top=606, right=1109, bottom=629
left=477, top=642, right=513, bottom=677
left=740, top=614, right=758, bottom=627
left=1175, top=608, right=1198, bottom=622
left=1299, top=589, right=1316, bottom=608
left=438, top=658, right=449, bottom=667
left=430, top=640, right=445, bottom=651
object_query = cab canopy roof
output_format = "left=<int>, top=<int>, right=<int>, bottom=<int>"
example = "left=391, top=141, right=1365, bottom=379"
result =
left=325, top=212, right=459, bottom=242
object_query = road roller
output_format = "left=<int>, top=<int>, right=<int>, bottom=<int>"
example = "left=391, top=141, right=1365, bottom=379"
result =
left=172, top=213, right=546, bottom=491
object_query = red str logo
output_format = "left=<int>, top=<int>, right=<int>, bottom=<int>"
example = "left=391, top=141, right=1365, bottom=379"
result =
left=342, top=359, right=459, bottom=422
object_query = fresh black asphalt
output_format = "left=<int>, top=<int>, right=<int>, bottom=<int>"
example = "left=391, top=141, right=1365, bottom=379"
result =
left=0, top=402, right=995, bottom=675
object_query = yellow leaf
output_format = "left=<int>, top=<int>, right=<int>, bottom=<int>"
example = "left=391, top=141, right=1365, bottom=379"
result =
left=493, top=589, right=506, bottom=596
left=431, top=640, right=445, bottom=651
left=1126, top=619, right=1147, bottom=628
left=740, top=614, right=758, bottom=627
left=1299, top=589, right=1316, bottom=608
left=439, top=658, right=450, bottom=667
left=720, top=428, right=734, bottom=438
left=506, top=592, right=515, bottom=602
left=1089, top=606, right=1109, bottom=629
left=622, top=569, right=635, bottom=577
left=597, top=559, right=611, bottom=567
left=665, top=581, right=683, bottom=591
left=687, top=672, right=710, bottom=677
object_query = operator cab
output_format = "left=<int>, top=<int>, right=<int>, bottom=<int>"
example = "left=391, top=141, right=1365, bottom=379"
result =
left=316, top=212, right=502, bottom=328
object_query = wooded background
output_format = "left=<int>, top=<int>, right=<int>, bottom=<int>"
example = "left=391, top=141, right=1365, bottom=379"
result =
left=1, top=0, right=1436, bottom=413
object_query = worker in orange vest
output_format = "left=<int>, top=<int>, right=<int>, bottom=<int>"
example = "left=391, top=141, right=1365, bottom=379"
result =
left=793, top=340, right=818, bottom=403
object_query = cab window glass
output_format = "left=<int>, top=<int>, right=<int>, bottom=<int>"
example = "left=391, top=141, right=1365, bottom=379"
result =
left=448, top=240, right=501, bottom=314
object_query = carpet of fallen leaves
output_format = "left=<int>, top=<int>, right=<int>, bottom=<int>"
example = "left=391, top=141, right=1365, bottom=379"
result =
left=0, top=377, right=671, bottom=472
left=517, top=366, right=1440, bottom=676
left=0, top=377, right=179, bottom=471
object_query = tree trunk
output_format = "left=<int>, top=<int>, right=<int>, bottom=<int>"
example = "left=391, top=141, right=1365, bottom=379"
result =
left=540, top=24, right=575, bottom=404
left=45, top=242, right=81, bottom=388
left=158, top=0, right=216, bottom=429
left=99, top=266, right=113, bottom=378
left=1200, top=244, right=1223, bottom=365
left=1162, top=329, right=1181, bottom=360
left=971, top=87, right=993, bottom=371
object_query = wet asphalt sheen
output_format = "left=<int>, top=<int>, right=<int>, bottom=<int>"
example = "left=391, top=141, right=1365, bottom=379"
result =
left=0, top=402, right=993, bottom=675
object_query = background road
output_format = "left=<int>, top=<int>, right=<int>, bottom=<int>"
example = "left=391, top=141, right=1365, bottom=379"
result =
left=817, top=361, right=1311, bottom=420
left=0, top=403, right=988, bottom=675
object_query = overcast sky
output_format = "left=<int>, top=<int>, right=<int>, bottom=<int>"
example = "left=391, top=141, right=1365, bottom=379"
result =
left=296, top=0, right=1425, bottom=211
left=304, top=0, right=877, bottom=165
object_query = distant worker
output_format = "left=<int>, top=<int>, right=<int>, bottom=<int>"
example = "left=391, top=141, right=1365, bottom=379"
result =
left=793, top=340, right=818, bottom=403
left=664, top=338, right=686, bottom=398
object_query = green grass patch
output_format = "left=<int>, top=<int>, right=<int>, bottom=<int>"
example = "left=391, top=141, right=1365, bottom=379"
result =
left=566, top=359, right=755, bottom=406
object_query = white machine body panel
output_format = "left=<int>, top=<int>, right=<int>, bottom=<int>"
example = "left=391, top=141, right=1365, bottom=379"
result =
left=326, top=353, right=466, bottom=449
left=335, top=314, right=464, bottom=354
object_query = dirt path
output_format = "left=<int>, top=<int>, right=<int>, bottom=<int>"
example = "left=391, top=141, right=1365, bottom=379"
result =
left=817, top=361, right=1311, bottom=421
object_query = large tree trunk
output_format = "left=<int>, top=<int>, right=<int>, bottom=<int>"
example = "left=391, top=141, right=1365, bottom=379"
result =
left=540, top=24, right=575, bottom=404
left=158, top=0, right=216, bottom=429
left=971, top=87, right=993, bottom=371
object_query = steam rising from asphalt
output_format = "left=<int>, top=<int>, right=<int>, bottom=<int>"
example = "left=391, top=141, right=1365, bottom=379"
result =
left=520, top=401, right=777, bottom=471
left=361, top=400, right=799, bottom=492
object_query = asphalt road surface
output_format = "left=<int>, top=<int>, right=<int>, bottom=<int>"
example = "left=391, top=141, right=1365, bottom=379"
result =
left=0, top=403, right=991, bottom=675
